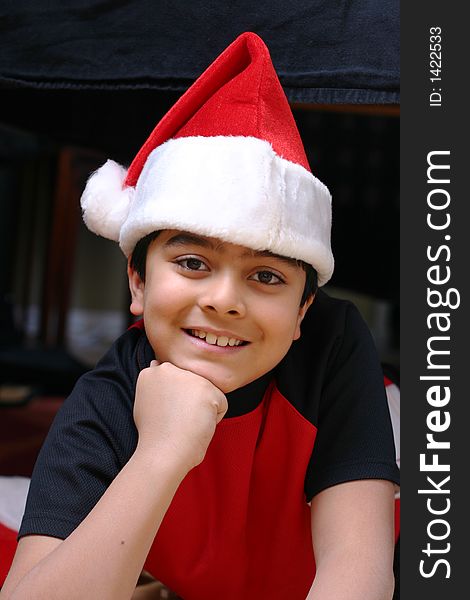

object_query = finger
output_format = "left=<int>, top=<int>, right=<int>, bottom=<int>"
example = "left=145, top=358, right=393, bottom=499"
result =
left=150, top=359, right=160, bottom=367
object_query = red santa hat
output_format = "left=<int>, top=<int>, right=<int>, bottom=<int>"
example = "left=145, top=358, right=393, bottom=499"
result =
left=81, top=32, right=334, bottom=286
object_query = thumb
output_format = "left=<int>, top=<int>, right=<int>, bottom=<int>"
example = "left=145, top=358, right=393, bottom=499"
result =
left=150, top=359, right=160, bottom=367
left=215, top=394, right=228, bottom=425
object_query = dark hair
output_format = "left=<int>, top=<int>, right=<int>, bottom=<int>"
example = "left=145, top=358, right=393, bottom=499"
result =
left=130, top=232, right=318, bottom=306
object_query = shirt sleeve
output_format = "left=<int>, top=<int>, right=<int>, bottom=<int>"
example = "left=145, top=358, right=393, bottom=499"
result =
left=304, top=301, right=400, bottom=501
left=18, top=329, right=149, bottom=540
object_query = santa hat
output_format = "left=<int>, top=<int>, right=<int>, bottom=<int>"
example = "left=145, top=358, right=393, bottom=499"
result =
left=81, top=32, right=334, bottom=286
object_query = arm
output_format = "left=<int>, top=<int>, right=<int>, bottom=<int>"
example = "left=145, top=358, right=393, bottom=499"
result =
left=1, top=451, right=185, bottom=600
left=306, top=479, right=396, bottom=600
left=1, top=362, right=227, bottom=600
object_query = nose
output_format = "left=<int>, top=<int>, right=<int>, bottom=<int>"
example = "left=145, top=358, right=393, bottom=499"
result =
left=198, top=272, right=247, bottom=317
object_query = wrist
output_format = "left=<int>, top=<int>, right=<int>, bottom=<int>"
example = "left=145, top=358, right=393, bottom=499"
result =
left=132, top=442, right=191, bottom=483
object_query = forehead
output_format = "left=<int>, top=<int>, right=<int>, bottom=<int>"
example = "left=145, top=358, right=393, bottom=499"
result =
left=159, top=230, right=301, bottom=268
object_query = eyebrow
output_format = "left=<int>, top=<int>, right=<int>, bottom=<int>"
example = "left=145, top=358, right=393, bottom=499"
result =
left=242, top=248, right=300, bottom=268
left=164, top=232, right=301, bottom=268
left=164, top=232, right=214, bottom=249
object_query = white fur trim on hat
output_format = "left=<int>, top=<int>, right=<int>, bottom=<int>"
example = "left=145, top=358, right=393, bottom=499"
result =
left=118, top=136, right=334, bottom=286
left=80, top=159, right=134, bottom=242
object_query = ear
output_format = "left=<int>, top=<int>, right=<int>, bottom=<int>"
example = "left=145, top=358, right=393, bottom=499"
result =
left=127, top=258, right=145, bottom=316
left=293, top=294, right=315, bottom=341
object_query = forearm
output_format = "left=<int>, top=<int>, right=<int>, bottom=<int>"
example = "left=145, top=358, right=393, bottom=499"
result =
left=307, top=480, right=396, bottom=600
left=4, top=450, right=186, bottom=600
left=305, top=548, right=395, bottom=600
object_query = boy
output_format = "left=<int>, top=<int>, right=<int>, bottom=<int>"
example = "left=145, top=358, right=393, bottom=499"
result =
left=2, top=32, right=399, bottom=599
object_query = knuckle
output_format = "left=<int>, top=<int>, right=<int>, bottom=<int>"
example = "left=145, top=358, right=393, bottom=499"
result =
left=137, top=369, right=148, bottom=384
left=140, top=365, right=155, bottom=380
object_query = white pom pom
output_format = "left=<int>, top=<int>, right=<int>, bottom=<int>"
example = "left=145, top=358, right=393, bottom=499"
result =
left=80, top=160, right=134, bottom=241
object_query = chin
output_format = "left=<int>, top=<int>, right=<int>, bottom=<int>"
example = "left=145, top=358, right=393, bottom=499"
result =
left=186, top=364, right=242, bottom=394
left=200, top=371, right=240, bottom=394
left=217, top=380, right=242, bottom=394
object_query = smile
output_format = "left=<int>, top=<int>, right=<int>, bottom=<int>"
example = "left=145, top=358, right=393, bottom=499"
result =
left=185, top=329, right=247, bottom=347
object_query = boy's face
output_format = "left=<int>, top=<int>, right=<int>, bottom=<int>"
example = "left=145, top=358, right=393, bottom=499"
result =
left=128, top=230, right=313, bottom=393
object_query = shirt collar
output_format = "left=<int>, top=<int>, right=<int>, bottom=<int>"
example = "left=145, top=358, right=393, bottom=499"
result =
left=224, top=370, right=273, bottom=418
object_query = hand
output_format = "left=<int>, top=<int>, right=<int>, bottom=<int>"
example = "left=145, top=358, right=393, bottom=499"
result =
left=133, top=360, right=228, bottom=475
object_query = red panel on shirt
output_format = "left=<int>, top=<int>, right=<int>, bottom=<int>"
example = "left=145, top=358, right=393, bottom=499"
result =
left=144, top=382, right=317, bottom=599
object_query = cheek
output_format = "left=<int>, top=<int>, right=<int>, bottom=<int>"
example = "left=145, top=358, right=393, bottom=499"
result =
left=259, top=298, right=303, bottom=342
left=144, top=273, right=188, bottom=314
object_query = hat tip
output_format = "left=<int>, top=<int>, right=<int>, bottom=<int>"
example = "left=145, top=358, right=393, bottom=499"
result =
left=233, top=31, right=269, bottom=51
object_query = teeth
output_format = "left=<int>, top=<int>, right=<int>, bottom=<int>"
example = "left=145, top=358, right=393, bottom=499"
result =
left=190, top=330, right=243, bottom=347
left=205, top=333, right=218, bottom=345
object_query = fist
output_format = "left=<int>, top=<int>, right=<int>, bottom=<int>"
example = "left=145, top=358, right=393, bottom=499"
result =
left=134, top=361, right=228, bottom=474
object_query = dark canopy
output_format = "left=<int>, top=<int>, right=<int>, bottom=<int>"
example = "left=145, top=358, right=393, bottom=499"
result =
left=1, top=0, right=399, bottom=103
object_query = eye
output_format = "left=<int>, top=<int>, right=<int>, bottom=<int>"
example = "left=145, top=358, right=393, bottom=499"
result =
left=175, top=257, right=209, bottom=271
left=251, top=270, right=285, bottom=285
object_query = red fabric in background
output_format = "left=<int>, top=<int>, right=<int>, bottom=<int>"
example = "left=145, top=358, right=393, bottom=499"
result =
left=0, top=523, right=18, bottom=585
left=0, top=397, right=63, bottom=477
left=0, top=397, right=62, bottom=587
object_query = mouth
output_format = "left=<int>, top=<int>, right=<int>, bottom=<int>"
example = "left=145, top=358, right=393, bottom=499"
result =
left=184, top=329, right=249, bottom=348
